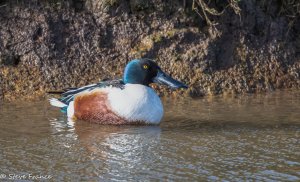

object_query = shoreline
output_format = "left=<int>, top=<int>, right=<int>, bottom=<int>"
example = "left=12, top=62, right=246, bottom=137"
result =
left=1, top=0, right=299, bottom=101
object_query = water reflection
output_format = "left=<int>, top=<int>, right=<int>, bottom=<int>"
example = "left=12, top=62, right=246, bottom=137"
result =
left=50, top=118, right=162, bottom=180
left=0, top=90, right=299, bottom=181
left=80, top=125, right=161, bottom=180
left=163, top=90, right=300, bottom=125
left=74, top=123, right=161, bottom=154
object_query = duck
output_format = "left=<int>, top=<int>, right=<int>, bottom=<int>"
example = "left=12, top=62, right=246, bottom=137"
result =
left=49, top=58, right=188, bottom=125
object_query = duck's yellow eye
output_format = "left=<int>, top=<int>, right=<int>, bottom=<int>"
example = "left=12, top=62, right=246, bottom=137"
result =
left=143, top=65, right=149, bottom=69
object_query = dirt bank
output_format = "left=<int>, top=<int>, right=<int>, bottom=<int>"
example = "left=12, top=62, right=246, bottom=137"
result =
left=0, top=0, right=299, bottom=100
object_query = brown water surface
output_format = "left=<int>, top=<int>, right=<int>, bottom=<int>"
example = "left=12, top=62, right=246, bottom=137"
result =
left=0, top=91, right=299, bottom=181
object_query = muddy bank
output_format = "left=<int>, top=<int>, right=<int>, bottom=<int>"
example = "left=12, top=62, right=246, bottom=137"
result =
left=0, top=0, right=299, bottom=100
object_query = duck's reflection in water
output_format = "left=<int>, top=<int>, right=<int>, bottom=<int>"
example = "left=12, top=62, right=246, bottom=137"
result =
left=74, top=121, right=162, bottom=179
left=47, top=115, right=162, bottom=179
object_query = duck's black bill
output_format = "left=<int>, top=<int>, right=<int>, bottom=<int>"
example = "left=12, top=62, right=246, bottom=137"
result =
left=153, top=70, right=188, bottom=89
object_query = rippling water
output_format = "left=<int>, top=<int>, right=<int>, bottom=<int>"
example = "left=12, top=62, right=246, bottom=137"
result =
left=0, top=91, right=299, bottom=181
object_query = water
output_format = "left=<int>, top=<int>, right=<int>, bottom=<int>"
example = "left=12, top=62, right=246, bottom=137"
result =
left=0, top=91, right=299, bottom=181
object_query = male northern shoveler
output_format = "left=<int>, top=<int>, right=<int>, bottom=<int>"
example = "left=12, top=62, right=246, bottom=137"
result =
left=49, top=58, right=187, bottom=124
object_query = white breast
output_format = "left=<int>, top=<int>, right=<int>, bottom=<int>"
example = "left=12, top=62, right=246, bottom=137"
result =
left=102, top=84, right=163, bottom=124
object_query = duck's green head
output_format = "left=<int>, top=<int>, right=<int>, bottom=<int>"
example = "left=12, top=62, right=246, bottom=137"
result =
left=123, top=58, right=188, bottom=89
